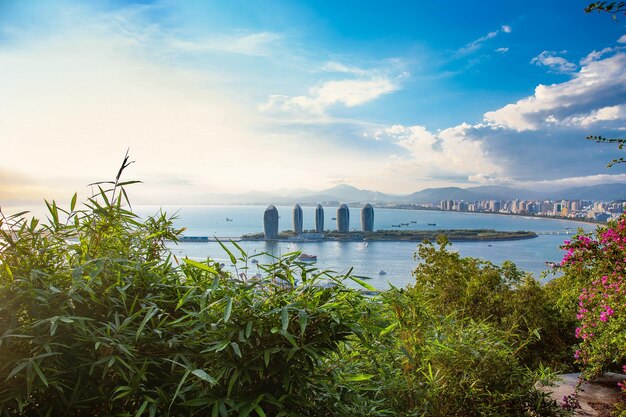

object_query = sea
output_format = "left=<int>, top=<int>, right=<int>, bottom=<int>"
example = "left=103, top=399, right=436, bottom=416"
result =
left=134, top=205, right=597, bottom=289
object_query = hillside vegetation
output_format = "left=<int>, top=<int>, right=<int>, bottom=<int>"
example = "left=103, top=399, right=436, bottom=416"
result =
left=0, top=168, right=623, bottom=416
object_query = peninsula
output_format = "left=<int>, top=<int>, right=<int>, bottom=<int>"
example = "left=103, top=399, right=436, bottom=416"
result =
left=239, top=229, right=537, bottom=242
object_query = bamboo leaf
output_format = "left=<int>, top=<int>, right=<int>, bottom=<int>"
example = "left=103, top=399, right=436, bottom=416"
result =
left=183, top=258, right=218, bottom=274
left=298, top=310, right=307, bottom=335
left=281, top=307, right=289, bottom=331
left=224, top=297, right=233, bottom=322
left=134, top=400, right=149, bottom=417
left=345, top=374, right=374, bottom=382
left=349, top=276, right=377, bottom=291
left=379, top=322, right=399, bottom=337
left=230, top=342, right=242, bottom=358
left=191, top=369, right=217, bottom=385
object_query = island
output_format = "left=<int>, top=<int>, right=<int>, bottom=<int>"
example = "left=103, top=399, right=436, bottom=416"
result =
left=238, top=229, right=538, bottom=242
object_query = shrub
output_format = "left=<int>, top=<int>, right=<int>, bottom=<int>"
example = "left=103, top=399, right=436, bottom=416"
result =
left=0, top=169, right=373, bottom=416
left=410, top=236, right=576, bottom=369
left=560, top=214, right=626, bottom=377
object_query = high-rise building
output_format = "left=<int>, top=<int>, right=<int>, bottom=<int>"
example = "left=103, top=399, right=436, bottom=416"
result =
left=315, top=204, right=324, bottom=232
left=293, top=204, right=303, bottom=234
left=263, top=205, right=279, bottom=239
left=361, top=204, right=374, bottom=232
left=337, top=204, right=350, bottom=232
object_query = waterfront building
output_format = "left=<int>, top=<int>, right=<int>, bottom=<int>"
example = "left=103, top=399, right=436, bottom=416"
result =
left=337, top=204, right=349, bottom=232
left=263, top=205, right=279, bottom=239
left=293, top=204, right=303, bottom=234
left=361, top=203, right=374, bottom=232
left=315, top=204, right=324, bottom=232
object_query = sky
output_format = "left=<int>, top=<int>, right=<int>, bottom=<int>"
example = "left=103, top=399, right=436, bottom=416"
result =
left=2, top=0, right=626, bottom=205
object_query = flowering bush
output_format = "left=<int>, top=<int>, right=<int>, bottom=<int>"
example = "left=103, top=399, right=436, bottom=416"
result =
left=560, top=214, right=626, bottom=377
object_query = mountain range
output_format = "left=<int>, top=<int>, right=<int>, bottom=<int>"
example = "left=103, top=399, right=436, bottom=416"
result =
left=181, top=183, right=626, bottom=205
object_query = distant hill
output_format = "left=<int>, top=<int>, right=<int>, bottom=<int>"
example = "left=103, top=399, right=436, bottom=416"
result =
left=176, top=183, right=626, bottom=205
left=405, top=187, right=477, bottom=203
left=550, top=183, right=626, bottom=201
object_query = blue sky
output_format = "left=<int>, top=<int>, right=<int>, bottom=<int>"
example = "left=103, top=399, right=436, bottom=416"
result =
left=2, top=0, right=626, bottom=203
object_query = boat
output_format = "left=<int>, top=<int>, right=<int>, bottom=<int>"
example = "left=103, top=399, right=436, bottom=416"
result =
left=392, top=224, right=401, bottom=227
left=410, top=221, right=417, bottom=224
left=545, top=261, right=561, bottom=269
left=428, top=223, right=437, bottom=226
left=378, top=270, right=387, bottom=275
left=226, top=218, right=233, bottom=222
left=298, top=253, right=317, bottom=262
left=251, top=259, right=258, bottom=264
left=331, top=217, right=337, bottom=220
left=401, top=223, right=409, bottom=226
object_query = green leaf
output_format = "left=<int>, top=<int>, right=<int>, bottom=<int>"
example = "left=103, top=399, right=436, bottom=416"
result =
left=245, top=321, right=253, bottom=339
left=191, top=369, right=217, bottom=385
left=170, top=370, right=190, bottom=410
left=216, top=239, right=237, bottom=265
left=136, top=307, right=158, bottom=341
left=224, top=297, right=233, bottom=322
left=202, top=340, right=230, bottom=353
left=345, top=374, right=374, bottom=382
left=349, top=276, right=377, bottom=291
left=183, top=258, right=218, bottom=274
left=230, top=342, right=242, bottom=358
left=281, top=307, right=289, bottom=331
left=379, top=322, right=399, bottom=337
left=254, top=406, right=267, bottom=417
left=298, top=310, right=307, bottom=335
left=32, top=361, right=48, bottom=387
left=70, top=193, right=77, bottom=211
left=135, top=400, right=149, bottom=417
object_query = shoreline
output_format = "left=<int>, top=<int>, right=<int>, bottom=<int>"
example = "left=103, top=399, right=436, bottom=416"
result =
left=179, top=229, right=539, bottom=243
left=378, top=206, right=605, bottom=226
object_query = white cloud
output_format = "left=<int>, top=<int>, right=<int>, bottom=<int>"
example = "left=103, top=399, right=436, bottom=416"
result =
left=321, top=61, right=370, bottom=76
left=484, top=52, right=626, bottom=131
left=262, top=60, right=407, bottom=115
left=262, top=78, right=397, bottom=114
left=580, top=46, right=616, bottom=66
left=564, top=105, right=626, bottom=127
left=168, top=32, right=281, bottom=56
left=517, top=173, right=626, bottom=191
left=457, top=24, right=511, bottom=55
left=618, top=34, right=626, bottom=44
left=531, top=50, right=577, bottom=73
left=495, top=47, right=509, bottom=53
left=374, top=123, right=501, bottom=182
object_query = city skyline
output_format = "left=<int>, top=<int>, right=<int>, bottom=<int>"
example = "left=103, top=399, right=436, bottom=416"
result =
left=2, top=0, right=626, bottom=207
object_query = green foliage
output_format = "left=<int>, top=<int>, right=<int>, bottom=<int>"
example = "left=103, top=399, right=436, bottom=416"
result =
left=585, top=1, right=626, bottom=15
left=378, top=287, right=565, bottom=417
left=0, top=158, right=576, bottom=416
left=410, top=236, right=576, bottom=369
left=560, top=215, right=626, bottom=377
left=586, top=136, right=626, bottom=167
left=0, top=166, right=374, bottom=416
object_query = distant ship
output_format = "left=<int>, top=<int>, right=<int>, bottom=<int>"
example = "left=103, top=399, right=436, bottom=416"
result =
left=298, top=253, right=317, bottom=262
left=226, top=218, right=233, bottom=222
left=392, top=224, right=401, bottom=227
left=401, top=223, right=409, bottom=226
left=379, top=270, right=387, bottom=275
left=410, top=221, right=417, bottom=224
left=428, top=223, right=437, bottom=226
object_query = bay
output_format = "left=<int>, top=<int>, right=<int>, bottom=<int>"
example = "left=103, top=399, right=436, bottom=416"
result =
left=135, top=205, right=597, bottom=289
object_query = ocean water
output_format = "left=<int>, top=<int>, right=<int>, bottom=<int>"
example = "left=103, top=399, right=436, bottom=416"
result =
left=135, top=205, right=597, bottom=289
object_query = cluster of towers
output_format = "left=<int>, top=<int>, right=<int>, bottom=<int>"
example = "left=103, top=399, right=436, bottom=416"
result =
left=263, top=203, right=374, bottom=239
